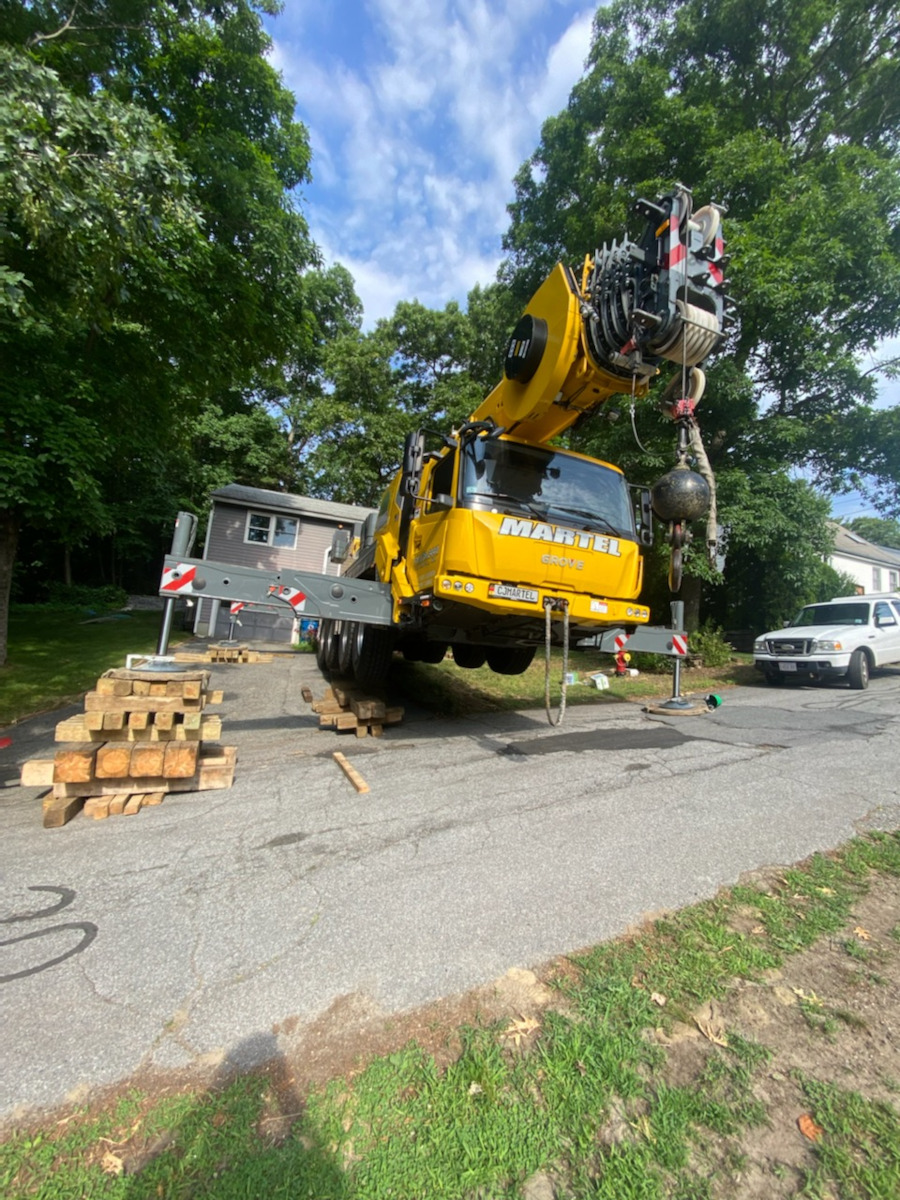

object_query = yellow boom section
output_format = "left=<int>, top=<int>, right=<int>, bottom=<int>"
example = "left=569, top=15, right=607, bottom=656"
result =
left=468, top=264, right=653, bottom=445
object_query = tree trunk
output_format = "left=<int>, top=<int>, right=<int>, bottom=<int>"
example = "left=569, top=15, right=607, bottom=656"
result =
left=680, top=574, right=703, bottom=632
left=0, top=510, right=20, bottom=669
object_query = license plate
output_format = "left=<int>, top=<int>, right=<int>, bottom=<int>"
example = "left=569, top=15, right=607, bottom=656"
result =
left=489, top=584, right=539, bottom=604
left=779, top=661, right=797, bottom=672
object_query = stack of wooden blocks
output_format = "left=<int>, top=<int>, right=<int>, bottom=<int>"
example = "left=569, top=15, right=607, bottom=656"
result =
left=309, top=683, right=403, bottom=738
left=20, top=667, right=236, bottom=827
left=174, top=646, right=274, bottom=664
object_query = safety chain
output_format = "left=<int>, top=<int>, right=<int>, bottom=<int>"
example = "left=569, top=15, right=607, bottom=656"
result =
left=544, top=597, right=570, bottom=727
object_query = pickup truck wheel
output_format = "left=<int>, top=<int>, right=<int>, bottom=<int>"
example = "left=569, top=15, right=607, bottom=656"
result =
left=486, top=646, right=536, bottom=675
left=351, top=624, right=395, bottom=690
left=848, top=649, right=870, bottom=690
left=337, top=621, right=356, bottom=677
left=452, top=644, right=487, bottom=669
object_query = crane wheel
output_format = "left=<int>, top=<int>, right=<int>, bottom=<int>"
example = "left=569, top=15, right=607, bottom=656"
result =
left=486, top=646, right=536, bottom=675
left=452, top=644, right=488, bottom=669
left=352, top=624, right=396, bottom=690
left=337, top=621, right=356, bottom=677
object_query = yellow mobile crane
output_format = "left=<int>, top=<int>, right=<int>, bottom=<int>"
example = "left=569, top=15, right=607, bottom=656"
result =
left=160, top=185, right=728, bottom=706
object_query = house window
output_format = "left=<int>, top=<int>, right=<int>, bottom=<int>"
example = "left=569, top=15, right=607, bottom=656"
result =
left=872, top=567, right=882, bottom=591
left=245, top=511, right=298, bottom=548
left=889, top=570, right=899, bottom=590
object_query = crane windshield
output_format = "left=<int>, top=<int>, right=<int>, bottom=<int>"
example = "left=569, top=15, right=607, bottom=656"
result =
left=460, top=437, right=636, bottom=540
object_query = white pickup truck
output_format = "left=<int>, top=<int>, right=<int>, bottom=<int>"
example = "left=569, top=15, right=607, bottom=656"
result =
left=753, top=592, right=900, bottom=689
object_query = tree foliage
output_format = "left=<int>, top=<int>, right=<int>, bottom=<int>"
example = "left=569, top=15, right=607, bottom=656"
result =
left=500, top=0, right=900, bottom=625
left=0, top=1, right=317, bottom=662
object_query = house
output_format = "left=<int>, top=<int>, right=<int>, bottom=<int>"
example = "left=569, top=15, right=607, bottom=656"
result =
left=828, top=522, right=900, bottom=594
left=192, top=484, right=376, bottom=643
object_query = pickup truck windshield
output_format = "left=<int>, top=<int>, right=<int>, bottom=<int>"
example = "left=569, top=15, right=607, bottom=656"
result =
left=461, top=438, right=636, bottom=539
left=792, top=603, right=869, bottom=626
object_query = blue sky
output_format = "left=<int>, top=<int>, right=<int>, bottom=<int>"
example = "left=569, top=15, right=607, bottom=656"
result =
left=265, top=0, right=595, bottom=322
left=265, top=1, right=895, bottom=524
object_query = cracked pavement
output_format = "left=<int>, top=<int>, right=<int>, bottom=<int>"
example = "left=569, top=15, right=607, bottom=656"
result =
left=1, top=653, right=899, bottom=1123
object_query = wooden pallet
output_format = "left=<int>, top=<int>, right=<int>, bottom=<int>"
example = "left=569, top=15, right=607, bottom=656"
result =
left=310, top=683, right=403, bottom=738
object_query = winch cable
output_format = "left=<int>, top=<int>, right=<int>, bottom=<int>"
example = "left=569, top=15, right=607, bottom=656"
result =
left=544, top=597, right=570, bottom=727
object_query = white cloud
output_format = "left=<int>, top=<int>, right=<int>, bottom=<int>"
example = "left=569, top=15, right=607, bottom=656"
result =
left=270, top=3, right=596, bottom=324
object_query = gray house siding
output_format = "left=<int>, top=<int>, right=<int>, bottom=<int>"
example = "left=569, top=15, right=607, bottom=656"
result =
left=193, top=486, right=375, bottom=643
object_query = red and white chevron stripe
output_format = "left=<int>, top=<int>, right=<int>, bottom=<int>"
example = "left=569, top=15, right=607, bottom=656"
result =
left=160, top=564, right=196, bottom=594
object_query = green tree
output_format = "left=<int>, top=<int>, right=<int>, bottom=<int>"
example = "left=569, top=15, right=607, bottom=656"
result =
left=847, top=515, right=900, bottom=549
left=306, top=299, right=491, bottom=506
left=500, top=0, right=900, bottom=624
left=0, top=2, right=315, bottom=663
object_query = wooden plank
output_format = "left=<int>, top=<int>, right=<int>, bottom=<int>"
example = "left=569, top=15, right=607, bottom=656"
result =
left=181, top=712, right=202, bottom=732
left=21, top=759, right=54, bottom=786
left=55, top=716, right=90, bottom=742
left=154, top=711, right=175, bottom=732
left=141, top=791, right=165, bottom=806
left=333, top=751, right=370, bottom=794
left=53, top=743, right=100, bottom=784
left=335, top=712, right=360, bottom=730
left=129, top=744, right=166, bottom=778
left=318, top=713, right=337, bottom=728
left=385, top=706, right=405, bottom=724
left=123, top=793, right=144, bottom=815
left=84, top=796, right=112, bottom=820
left=301, top=686, right=314, bottom=704
left=42, top=794, right=86, bottom=828
left=181, top=679, right=203, bottom=700
left=369, top=723, right=384, bottom=738
left=163, top=740, right=199, bottom=779
left=128, top=711, right=150, bottom=730
left=208, top=690, right=224, bottom=705
left=95, top=743, right=133, bottom=779
left=84, top=692, right=202, bottom=713
left=350, top=697, right=386, bottom=721
left=132, top=679, right=151, bottom=696
left=85, top=712, right=105, bottom=732
left=108, top=794, right=129, bottom=816
left=102, top=711, right=126, bottom=731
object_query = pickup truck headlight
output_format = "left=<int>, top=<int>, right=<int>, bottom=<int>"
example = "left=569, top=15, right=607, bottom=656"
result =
left=753, top=639, right=768, bottom=653
left=813, top=640, right=842, bottom=652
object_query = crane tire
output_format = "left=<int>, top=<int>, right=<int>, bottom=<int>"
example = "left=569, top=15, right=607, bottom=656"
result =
left=452, top=644, right=488, bottom=669
left=352, top=624, right=395, bottom=690
left=848, top=649, right=870, bottom=690
left=315, top=620, right=332, bottom=671
left=337, top=621, right=357, bottom=678
left=486, top=646, right=536, bottom=675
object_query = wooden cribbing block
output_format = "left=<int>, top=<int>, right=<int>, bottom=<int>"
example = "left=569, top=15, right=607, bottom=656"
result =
left=96, top=677, right=133, bottom=697
left=53, top=743, right=100, bottom=783
left=154, top=711, right=175, bottom=732
left=132, top=679, right=152, bottom=695
left=128, top=711, right=150, bottom=730
left=301, top=686, right=314, bottom=703
left=95, top=743, right=133, bottom=779
left=130, top=743, right=166, bottom=778
left=21, top=759, right=54, bottom=786
left=109, top=794, right=129, bottom=816
left=102, top=711, right=126, bottom=731
left=123, top=794, right=144, bottom=815
left=350, top=697, right=386, bottom=721
left=42, top=794, right=86, bottom=828
left=85, top=712, right=106, bottom=732
left=332, top=752, right=370, bottom=793
left=163, top=740, right=199, bottom=778
left=142, top=791, right=165, bottom=806
left=84, top=796, right=112, bottom=820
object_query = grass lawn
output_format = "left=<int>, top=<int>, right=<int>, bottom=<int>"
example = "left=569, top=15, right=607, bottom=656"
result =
left=392, top=648, right=760, bottom=717
left=2, top=832, right=899, bottom=1198
left=0, top=607, right=192, bottom=728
